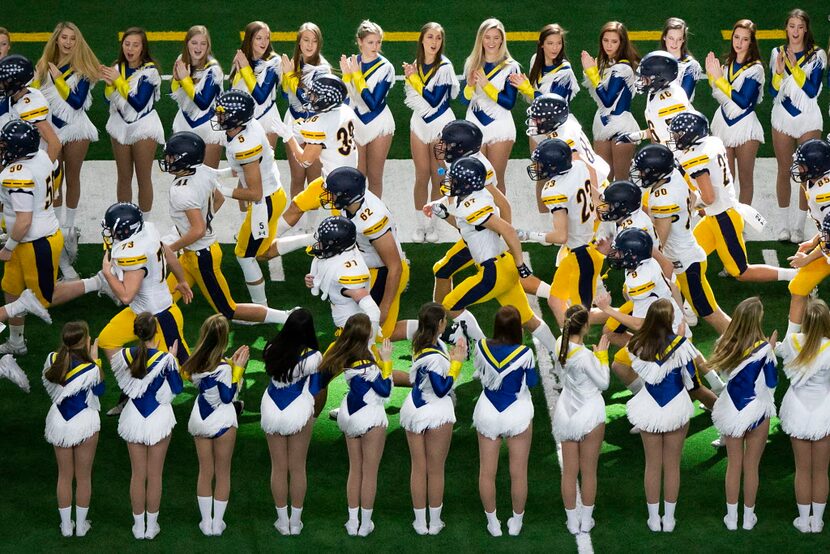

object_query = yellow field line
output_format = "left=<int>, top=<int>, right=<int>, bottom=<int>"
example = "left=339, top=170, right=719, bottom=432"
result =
left=12, top=30, right=787, bottom=44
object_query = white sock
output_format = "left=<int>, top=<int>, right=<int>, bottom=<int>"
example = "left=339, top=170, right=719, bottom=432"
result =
left=213, top=499, right=228, bottom=523
left=531, top=321, right=557, bottom=352
left=9, top=324, right=24, bottom=345
left=146, top=511, right=158, bottom=527
left=778, top=268, right=797, bottom=281
left=348, top=506, right=359, bottom=523
left=360, top=507, right=373, bottom=522
left=246, top=282, right=267, bottom=305
left=428, top=504, right=443, bottom=523
left=415, top=211, right=428, bottom=229
left=276, top=233, right=315, bottom=255
left=276, top=215, right=294, bottom=237
left=664, top=501, right=676, bottom=520
left=133, top=512, right=145, bottom=533
left=647, top=502, right=660, bottom=520
left=813, top=502, right=826, bottom=522
left=787, top=320, right=802, bottom=335
left=535, top=281, right=551, bottom=300
left=276, top=505, right=289, bottom=523
left=485, top=509, right=499, bottom=527
left=405, top=319, right=418, bottom=340
left=454, top=309, right=486, bottom=340
left=581, top=505, right=595, bottom=527
left=413, top=507, right=427, bottom=528
left=289, top=506, right=303, bottom=526
left=565, top=507, right=579, bottom=529
left=82, top=276, right=101, bottom=293
left=798, top=503, right=811, bottom=522
left=237, top=256, right=264, bottom=282
left=743, top=504, right=755, bottom=520
left=3, top=297, right=25, bottom=318
left=628, top=377, right=644, bottom=394
left=76, top=505, right=88, bottom=524
left=726, top=503, right=738, bottom=519
left=264, top=308, right=289, bottom=324
left=64, top=207, right=77, bottom=229
left=197, top=496, right=212, bottom=521
left=59, top=506, right=72, bottom=527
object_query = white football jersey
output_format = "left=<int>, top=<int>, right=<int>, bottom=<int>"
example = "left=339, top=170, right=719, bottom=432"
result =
left=168, top=165, right=218, bottom=252
left=450, top=187, right=505, bottom=264
left=311, top=246, right=372, bottom=328
left=625, top=258, right=685, bottom=333
left=803, top=174, right=830, bottom=230
left=472, top=151, right=498, bottom=189
left=540, top=160, right=595, bottom=250
left=645, top=82, right=691, bottom=145
left=225, top=118, right=280, bottom=197
left=547, top=117, right=610, bottom=184
left=0, top=150, right=59, bottom=241
left=346, top=191, right=403, bottom=269
left=676, top=135, right=737, bottom=216
left=299, top=104, right=358, bottom=176
left=615, top=208, right=658, bottom=245
left=649, top=169, right=706, bottom=272
left=110, top=223, right=173, bottom=315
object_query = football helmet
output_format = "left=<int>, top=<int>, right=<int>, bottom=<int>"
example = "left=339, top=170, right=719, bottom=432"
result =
left=668, top=111, right=709, bottom=151
left=527, top=138, right=572, bottom=181
left=791, top=139, right=830, bottom=183
left=102, top=202, right=144, bottom=246
left=310, top=216, right=357, bottom=258
left=0, top=120, right=40, bottom=166
left=636, top=51, right=679, bottom=93
left=608, top=227, right=653, bottom=270
left=0, top=55, right=34, bottom=97
left=302, top=75, right=347, bottom=113
left=433, top=119, right=483, bottom=162
left=158, top=131, right=205, bottom=173
left=211, top=90, right=254, bottom=130
left=322, top=167, right=367, bottom=210
left=630, top=144, right=676, bottom=188
left=597, top=180, right=642, bottom=222
left=440, top=156, right=487, bottom=197
left=525, top=93, right=569, bottom=135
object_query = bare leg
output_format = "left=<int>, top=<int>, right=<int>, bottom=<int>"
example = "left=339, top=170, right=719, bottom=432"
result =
left=734, top=140, right=760, bottom=206
left=812, top=436, right=830, bottom=504
left=507, top=425, right=532, bottom=515
left=194, top=436, right=215, bottom=498
left=579, top=423, right=605, bottom=507
left=73, top=432, right=99, bottom=508
left=411, top=133, right=432, bottom=212
left=425, top=423, right=453, bottom=509
left=484, top=140, right=514, bottom=195
left=477, top=432, right=501, bottom=513
left=594, top=140, right=613, bottom=180
left=111, top=138, right=135, bottom=204
left=212, top=428, right=236, bottom=502
left=204, top=144, right=222, bottom=169
left=146, top=435, right=171, bottom=513
left=127, top=442, right=148, bottom=514
left=611, top=142, right=635, bottom=181
left=560, top=440, right=580, bottom=509
left=772, top=130, right=796, bottom=209
left=365, top=134, right=393, bottom=198
left=741, top=418, right=770, bottom=508
left=641, top=431, right=663, bottom=504
left=358, top=425, right=387, bottom=509
left=662, top=424, right=688, bottom=503
left=266, top=433, right=289, bottom=507
left=345, top=435, right=363, bottom=509
left=724, top=435, right=744, bottom=505
left=54, top=445, right=75, bottom=508
left=792, top=437, right=813, bottom=505
left=406, top=431, right=427, bottom=510
left=62, top=140, right=90, bottom=210
left=287, top=420, right=313, bottom=508
left=286, top=143, right=308, bottom=200
left=131, top=139, right=159, bottom=213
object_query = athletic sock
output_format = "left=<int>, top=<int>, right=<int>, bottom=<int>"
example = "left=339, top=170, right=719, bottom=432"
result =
left=813, top=502, right=826, bottom=522
left=76, top=505, right=88, bottom=524
left=726, top=503, right=738, bottom=519
left=413, top=507, right=427, bottom=529
left=59, top=506, right=72, bottom=527
left=132, top=512, right=145, bottom=537
left=3, top=297, right=25, bottom=318
left=777, top=268, right=797, bottom=281
left=289, top=506, right=303, bottom=526
left=146, top=511, right=158, bottom=527
left=82, top=276, right=101, bottom=293
left=246, top=282, right=267, bottom=305
left=276, top=234, right=315, bottom=255
left=213, top=499, right=228, bottom=523
left=64, top=207, right=77, bottom=229
left=792, top=208, right=807, bottom=234
left=485, top=509, right=499, bottom=527
left=264, top=308, right=290, bottom=324
left=531, top=321, right=558, bottom=352
left=358, top=507, right=374, bottom=534
left=9, top=324, right=24, bottom=345
left=348, top=506, right=359, bottom=524
left=405, top=319, right=418, bottom=340
left=428, top=504, right=443, bottom=523
left=507, top=511, right=524, bottom=535
left=454, top=309, right=486, bottom=340
left=704, top=370, right=725, bottom=394
left=565, top=507, right=579, bottom=531
left=197, top=496, right=212, bottom=522
left=535, top=281, right=551, bottom=300
left=647, top=502, right=660, bottom=520
left=787, top=320, right=802, bottom=335
left=581, top=505, right=595, bottom=528
left=664, top=501, right=676, bottom=520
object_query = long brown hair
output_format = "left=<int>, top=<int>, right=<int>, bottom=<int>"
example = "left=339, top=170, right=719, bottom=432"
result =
left=707, top=297, right=766, bottom=373
left=45, top=321, right=95, bottom=384
left=491, top=305, right=523, bottom=346
left=784, top=9, right=816, bottom=55
left=558, top=304, right=589, bottom=366
left=412, top=302, right=447, bottom=355
left=725, top=19, right=761, bottom=65
left=180, top=25, right=213, bottom=71
left=292, top=22, right=324, bottom=70
left=660, top=17, right=691, bottom=60
left=129, top=312, right=158, bottom=378
left=241, top=20, right=273, bottom=64
left=529, top=24, right=568, bottom=85
left=36, top=22, right=100, bottom=84
left=597, top=21, right=640, bottom=75
left=182, top=314, right=228, bottom=377
left=793, top=298, right=830, bottom=368
left=319, top=313, right=374, bottom=376
left=628, top=299, right=674, bottom=362
left=115, top=27, right=157, bottom=68
left=415, top=22, right=445, bottom=71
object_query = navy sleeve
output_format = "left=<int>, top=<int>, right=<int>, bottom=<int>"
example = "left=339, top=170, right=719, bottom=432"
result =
left=496, top=80, right=518, bottom=110
left=763, top=358, right=778, bottom=389
left=65, top=77, right=91, bottom=110
left=126, top=77, right=155, bottom=112
left=369, top=374, right=392, bottom=397
left=360, top=77, right=391, bottom=111
left=802, top=61, right=824, bottom=98
left=192, top=71, right=219, bottom=110
left=251, top=67, right=279, bottom=105
left=525, top=365, right=539, bottom=388
left=308, top=372, right=333, bottom=395
left=215, top=379, right=237, bottom=404
left=428, top=371, right=455, bottom=398
left=595, top=74, right=626, bottom=108
left=166, top=366, right=184, bottom=395
left=421, top=83, right=450, bottom=107
left=459, top=79, right=471, bottom=106
left=680, top=72, right=696, bottom=99
left=729, top=78, right=760, bottom=109
left=548, top=80, right=573, bottom=101
left=92, top=381, right=106, bottom=397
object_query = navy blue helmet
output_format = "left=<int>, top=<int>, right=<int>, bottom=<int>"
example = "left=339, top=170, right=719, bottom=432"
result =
left=310, top=216, right=357, bottom=258
left=322, top=167, right=367, bottom=210
left=525, top=93, right=569, bottom=135
left=434, top=119, right=483, bottom=162
left=630, top=144, right=676, bottom=188
left=608, top=227, right=653, bottom=270
left=598, top=181, right=642, bottom=222
left=102, top=202, right=144, bottom=246
left=211, top=90, right=254, bottom=130
left=527, top=138, right=572, bottom=181
left=440, top=156, right=487, bottom=197
left=0, top=120, right=40, bottom=166
left=159, top=131, right=205, bottom=173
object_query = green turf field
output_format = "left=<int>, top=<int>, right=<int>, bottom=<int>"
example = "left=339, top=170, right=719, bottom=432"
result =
left=3, top=0, right=830, bottom=160
left=0, top=241, right=827, bottom=551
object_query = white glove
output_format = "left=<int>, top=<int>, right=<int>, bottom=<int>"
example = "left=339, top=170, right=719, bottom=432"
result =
left=217, top=183, right=236, bottom=198
left=215, top=166, right=234, bottom=178
left=516, top=229, right=550, bottom=245
left=615, top=130, right=647, bottom=144
left=431, top=202, right=449, bottom=220
left=273, top=119, right=293, bottom=142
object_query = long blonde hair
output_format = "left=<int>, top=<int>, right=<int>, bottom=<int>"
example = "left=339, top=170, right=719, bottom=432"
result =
left=180, top=25, right=214, bottom=71
left=464, top=18, right=512, bottom=78
left=36, top=22, right=100, bottom=84
left=182, top=314, right=229, bottom=377
left=707, top=297, right=766, bottom=373
left=793, top=298, right=830, bottom=368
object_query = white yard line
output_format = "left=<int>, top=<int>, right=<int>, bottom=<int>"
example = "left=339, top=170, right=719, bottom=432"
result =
left=761, top=249, right=780, bottom=267
left=268, top=256, right=285, bottom=281
left=524, top=254, right=594, bottom=554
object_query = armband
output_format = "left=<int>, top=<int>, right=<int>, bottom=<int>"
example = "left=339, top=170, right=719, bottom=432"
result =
left=380, top=360, right=393, bottom=379
left=595, top=350, right=609, bottom=366
left=482, top=83, right=500, bottom=101
left=584, top=66, right=600, bottom=88
left=232, top=363, right=246, bottom=384
left=3, top=238, right=19, bottom=252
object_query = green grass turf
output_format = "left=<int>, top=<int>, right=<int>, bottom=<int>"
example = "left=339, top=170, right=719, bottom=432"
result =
left=3, top=0, right=830, bottom=160
left=0, top=241, right=828, bottom=551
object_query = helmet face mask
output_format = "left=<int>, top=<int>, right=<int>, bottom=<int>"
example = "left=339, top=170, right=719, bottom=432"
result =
left=210, top=105, right=227, bottom=131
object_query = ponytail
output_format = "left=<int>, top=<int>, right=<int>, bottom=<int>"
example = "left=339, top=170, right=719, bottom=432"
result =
left=411, top=302, right=447, bottom=355
left=130, top=312, right=157, bottom=378
left=558, top=304, right=588, bottom=366
left=45, top=321, right=93, bottom=384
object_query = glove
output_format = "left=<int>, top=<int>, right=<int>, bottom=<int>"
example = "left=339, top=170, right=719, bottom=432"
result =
left=431, top=201, right=449, bottom=220
left=272, top=119, right=293, bottom=142
left=380, top=360, right=393, bottom=379
left=516, top=229, right=550, bottom=245
left=448, top=360, right=463, bottom=380
left=615, top=130, right=646, bottom=144
left=217, top=182, right=236, bottom=199
left=517, top=263, right=532, bottom=278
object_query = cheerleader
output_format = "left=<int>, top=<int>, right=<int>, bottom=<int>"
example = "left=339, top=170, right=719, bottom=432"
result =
left=770, top=9, right=827, bottom=243
left=401, top=302, right=466, bottom=535
left=34, top=22, right=100, bottom=279
left=342, top=20, right=395, bottom=198
left=660, top=18, right=701, bottom=101
left=111, top=312, right=183, bottom=540
left=461, top=18, right=520, bottom=193
left=231, top=21, right=281, bottom=147
left=42, top=321, right=103, bottom=537
left=319, top=313, right=393, bottom=537
left=183, top=315, right=249, bottom=537
left=553, top=304, right=609, bottom=535
left=708, top=298, right=776, bottom=530
left=625, top=299, right=701, bottom=532
left=171, top=25, right=224, bottom=168
left=100, top=28, right=164, bottom=215
left=776, top=298, right=830, bottom=533
left=260, top=308, right=327, bottom=536
left=473, top=306, right=537, bottom=537
left=510, top=24, right=580, bottom=213
left=280, top=22, right=330, bottom=199
left=403, top=22, right=459, bottom=242
left=581, top=21, right=640, bottom=180
left=705, top=20, right=765, bottom=205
